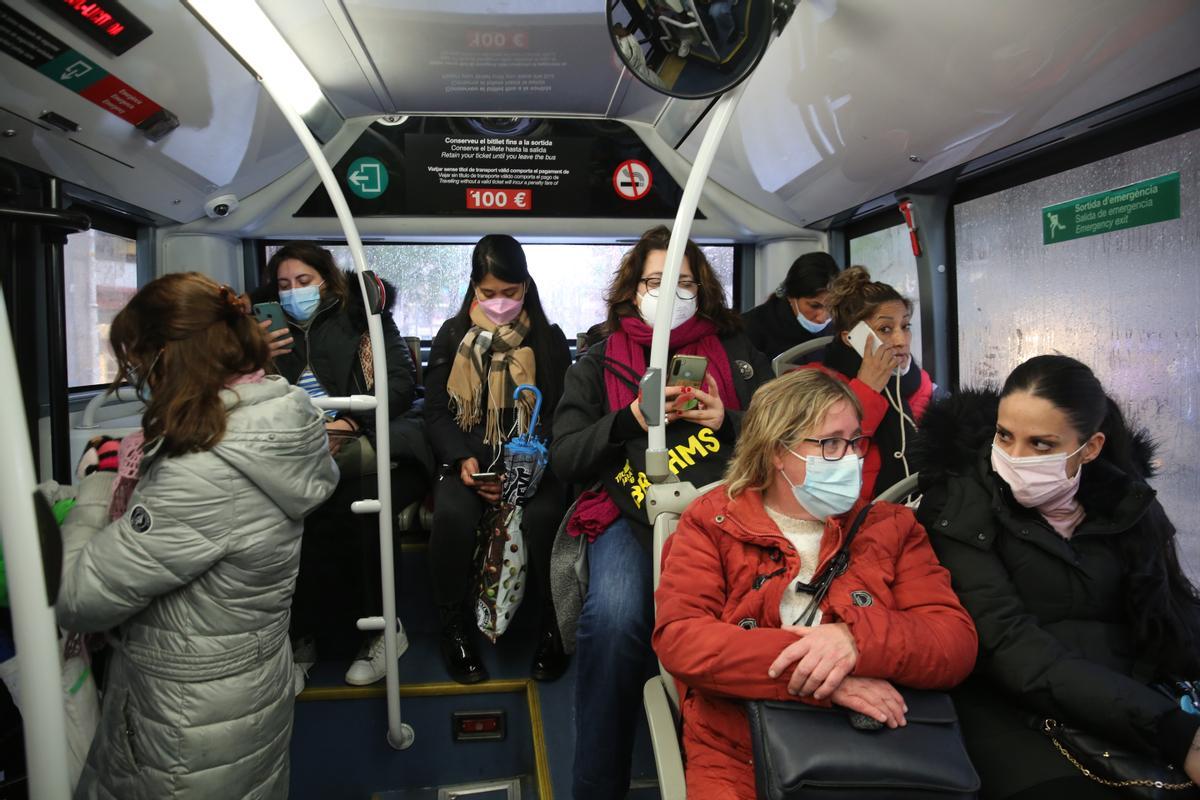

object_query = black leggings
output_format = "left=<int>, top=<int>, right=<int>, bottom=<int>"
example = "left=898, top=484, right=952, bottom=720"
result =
left=430, top=467, right=565, bottom=622
left=1003, top=777, right=1129, bottom=800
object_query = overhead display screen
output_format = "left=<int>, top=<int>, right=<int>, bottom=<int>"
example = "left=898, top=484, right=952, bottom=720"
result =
left=296, top=117, right=700, bottom=219
left=31, top=0, right=151, bottom=56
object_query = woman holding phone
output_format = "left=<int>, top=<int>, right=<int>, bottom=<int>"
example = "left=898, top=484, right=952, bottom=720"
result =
left=551, top=225, right=771, bottom=799
left=424, top=234, right=572, bottom=684
left=810, top=266, right=935, bottom=500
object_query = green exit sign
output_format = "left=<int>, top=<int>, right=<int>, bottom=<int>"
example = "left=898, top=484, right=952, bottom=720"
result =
left=1042, top=172, right=1180, bottom=245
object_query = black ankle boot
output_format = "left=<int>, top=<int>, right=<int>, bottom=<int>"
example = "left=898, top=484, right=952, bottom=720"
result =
left=531, top=616, right=568, bottom=682
left=439, top=611, right=488, bottom=685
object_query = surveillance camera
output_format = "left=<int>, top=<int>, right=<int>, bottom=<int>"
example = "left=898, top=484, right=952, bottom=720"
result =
left=204, top=194, right=238, bottom=219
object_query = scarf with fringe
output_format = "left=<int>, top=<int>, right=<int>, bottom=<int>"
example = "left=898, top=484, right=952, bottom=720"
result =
left=446, top=304, right=536, bottom=446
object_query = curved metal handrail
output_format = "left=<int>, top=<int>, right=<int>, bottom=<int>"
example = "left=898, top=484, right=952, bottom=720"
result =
left=77, top=386, right=143, bottom=430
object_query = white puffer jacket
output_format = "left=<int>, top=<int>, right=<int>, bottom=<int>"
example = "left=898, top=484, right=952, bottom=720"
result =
left=57, top=376, right=339, bottom=799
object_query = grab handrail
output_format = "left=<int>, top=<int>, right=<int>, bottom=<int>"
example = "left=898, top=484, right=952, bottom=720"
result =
left=77, top=386, right=142, bottom=430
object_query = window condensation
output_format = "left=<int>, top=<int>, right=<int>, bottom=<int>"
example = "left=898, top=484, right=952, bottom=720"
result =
left=955, top=128, right=1200, bottom=575
left=266, top=243, right=735, bottom=341
left=65, top=229, right=138, bottom=388
left=849, top=223, right=923, bottom=368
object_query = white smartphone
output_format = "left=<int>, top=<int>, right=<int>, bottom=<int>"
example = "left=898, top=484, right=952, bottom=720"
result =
left=847, top=320, right=884, bottom=358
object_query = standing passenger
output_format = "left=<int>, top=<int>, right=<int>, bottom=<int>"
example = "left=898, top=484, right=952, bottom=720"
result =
left=913, top=355, right=1200, bottom=799
left=742, top=251, right=839, bottom=362
left=424, top=234, right=572, bottom=684
left=57, top=272, right=339, bottom=799
left=552, top=225, right=771, bottom=799
left=815, top=266, right=933, bottom=499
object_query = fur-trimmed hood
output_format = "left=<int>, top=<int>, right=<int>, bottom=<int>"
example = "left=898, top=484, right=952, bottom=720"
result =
left=910, top=387, right=1158, bottom=489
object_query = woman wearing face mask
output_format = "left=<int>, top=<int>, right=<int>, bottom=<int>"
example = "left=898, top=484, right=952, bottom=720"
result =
left=424, top=234, right=571, bottom=684
left=653, top=368, right=977, bottom=799
left=813, top=265, right=935, bottom=500
left=552, top=225, right=772, bottom=799
left=912, top=355, right=1200, bottom=800
left=742, top=251, right=840, bottom=362
left=258, top=242, right=424, bottom=693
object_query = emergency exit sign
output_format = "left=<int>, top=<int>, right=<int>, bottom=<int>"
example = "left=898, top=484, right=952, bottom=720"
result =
left=1042, top=172, right=1180, bottom=244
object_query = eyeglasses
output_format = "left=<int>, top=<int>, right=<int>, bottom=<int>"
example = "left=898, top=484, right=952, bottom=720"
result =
left=639, top=276, right=700, bottom=300
left=797, top=435, right=872, bottom=461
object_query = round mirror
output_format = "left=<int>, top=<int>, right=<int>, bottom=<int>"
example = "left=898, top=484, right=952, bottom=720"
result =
left=608, top=0, right=778, bottom=99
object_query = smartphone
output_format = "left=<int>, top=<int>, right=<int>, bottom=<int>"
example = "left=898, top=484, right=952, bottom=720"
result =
left=471, top=472, right=501, bottom=484
left=847, top=321, right=885, bottom=359
left=668, top=354, right=708, bottom=411
left=253, top=301, right=288, bottom=334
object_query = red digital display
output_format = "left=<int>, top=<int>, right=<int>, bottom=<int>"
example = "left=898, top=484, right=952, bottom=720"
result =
left=465, top=188, right=533, bottom=212
left=33, top=0, right=152, bottom=56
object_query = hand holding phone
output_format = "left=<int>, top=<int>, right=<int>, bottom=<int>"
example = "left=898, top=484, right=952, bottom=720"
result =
left=848, top=321, right=901, bottom=392
left=471, top=472, right=501, bottom=484
left=253, top=302, right=288, bottom=334
left=668, top=354, right=708, bottom=412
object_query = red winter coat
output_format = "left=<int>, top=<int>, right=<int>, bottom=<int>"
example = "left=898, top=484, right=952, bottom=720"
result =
left=803, top=364, right=933, bottom=499
left=652, top=486, right=977, bottom=800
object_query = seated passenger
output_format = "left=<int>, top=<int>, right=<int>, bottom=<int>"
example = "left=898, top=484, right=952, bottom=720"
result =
left=57, top=272, right=338, bottom=799
left=551, top=225, right=772, bottom=799
left=257, top=242, right=425, bottom=691
left=813, top=265, right=933, bottom=499
left=424, top=234, right=571, bottom=684
left=742, top=251, right=840, bottom=362
left=913, top=355, right=1200, bottom=799
left=654, top=368, right=977, bottom=800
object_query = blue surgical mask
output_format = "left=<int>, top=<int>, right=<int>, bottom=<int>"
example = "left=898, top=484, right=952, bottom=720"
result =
left=796, top=312, right=830, bottom=334
left=781, top=449, right=863, bottom=519
left=280, top=282, right=323, bottom=321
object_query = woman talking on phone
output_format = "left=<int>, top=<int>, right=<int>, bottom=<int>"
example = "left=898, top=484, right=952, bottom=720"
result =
left=551, top=225, right=771, bottom=799
left=812, top=266, right=935, bottom=500
left=424, top=234, right=572, bottom=684
left=57, top=272, right=338, bottom=799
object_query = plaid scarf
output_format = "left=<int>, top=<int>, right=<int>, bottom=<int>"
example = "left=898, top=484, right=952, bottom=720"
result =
left=446, top=303, right=536, bottom=446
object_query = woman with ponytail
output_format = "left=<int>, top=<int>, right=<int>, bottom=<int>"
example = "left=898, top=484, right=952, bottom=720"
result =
left=57, top=272, right=339, bottom=799
left=551, top=225, right=772, bottom=799
left=814, top=265, right=934, bottom=499
left=912, top=354, right=1200, bottom=799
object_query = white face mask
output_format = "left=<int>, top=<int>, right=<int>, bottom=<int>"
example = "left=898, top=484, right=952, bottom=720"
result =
left=638, top=289, right=697, bottom=330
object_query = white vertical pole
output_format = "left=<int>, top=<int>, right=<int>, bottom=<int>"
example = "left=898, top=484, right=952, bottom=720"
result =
left=645, top=84, right=745, bottom=477
left=256, top=86, right=413, bottom=749
left=0, top=292, right=71, bottom=799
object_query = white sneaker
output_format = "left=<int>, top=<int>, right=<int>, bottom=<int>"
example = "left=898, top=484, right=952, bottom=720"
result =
left=678, top=41, right=691, bottom=58
left=344, top=624, right=410, bottom=686
left=292, top=637, right=316, bottom=697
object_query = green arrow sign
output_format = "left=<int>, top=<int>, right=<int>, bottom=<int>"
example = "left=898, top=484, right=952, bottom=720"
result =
left=1042, top=172, right=1180, bottom=245
left=347, top=157, right=389, bottom=199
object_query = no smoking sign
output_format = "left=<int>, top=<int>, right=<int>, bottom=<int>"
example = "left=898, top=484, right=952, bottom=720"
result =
left=613, top=160, right=653, bottom=201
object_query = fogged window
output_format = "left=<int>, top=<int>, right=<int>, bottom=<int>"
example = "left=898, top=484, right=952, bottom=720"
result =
left=264, top=243, right=735, bottom=341
left=65, top=229, right=138, bottom=388
left=849, top=223, right=923, bottom=367
left=955, top=128, right=1200, bottom=574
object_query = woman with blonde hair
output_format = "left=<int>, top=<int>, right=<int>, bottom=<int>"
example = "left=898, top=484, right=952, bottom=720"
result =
left=57, top=272, right=339, bottom=799
left=653, top=368, right=977, bottom=799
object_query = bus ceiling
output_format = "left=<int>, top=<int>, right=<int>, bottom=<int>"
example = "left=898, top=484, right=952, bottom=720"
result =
left=0, top=1, right=1196, bottom=236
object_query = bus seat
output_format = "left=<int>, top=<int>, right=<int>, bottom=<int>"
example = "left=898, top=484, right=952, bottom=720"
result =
left=772, top=336, right=834, bottom=378
left=643, top=479, right=722, bottom=800
left=874, top=472, right=921, bottom=507
left=403, top=336, right=423, bottom=385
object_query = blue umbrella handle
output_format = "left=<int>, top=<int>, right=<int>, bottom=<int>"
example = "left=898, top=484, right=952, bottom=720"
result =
left=513, top=384, right=543, bottom=434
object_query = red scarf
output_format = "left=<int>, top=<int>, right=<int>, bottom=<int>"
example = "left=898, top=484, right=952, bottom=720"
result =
left=603, top=315, right=741, bottom=412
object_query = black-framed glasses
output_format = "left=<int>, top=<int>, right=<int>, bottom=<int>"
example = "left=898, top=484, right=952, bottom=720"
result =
left=639, top=276, right=700, bottom=300
left=799, top=435, right=872, bottom=461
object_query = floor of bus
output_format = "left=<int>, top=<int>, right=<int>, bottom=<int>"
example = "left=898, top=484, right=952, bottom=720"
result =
left=289, top=535, right=662, bottom=799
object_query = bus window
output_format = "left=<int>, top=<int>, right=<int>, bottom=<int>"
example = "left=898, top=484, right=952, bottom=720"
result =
left=64, top=228, right=139, bottom=389
left=849, top=223, right=923, bottom=364
left=955, top=127, right=1199, bottom=574
left=263, top=242, right=735, bottom=341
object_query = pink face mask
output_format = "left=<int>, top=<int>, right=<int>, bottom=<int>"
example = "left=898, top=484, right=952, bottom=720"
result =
left=477, top=295, right=523, bottom=326
left=990, top=441, right=1087, bottom=511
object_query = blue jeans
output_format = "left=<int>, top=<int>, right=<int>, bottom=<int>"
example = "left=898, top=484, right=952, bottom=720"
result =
left=572, top=517, right=658, bottom=799
left=708, top=1, right=735, bottom=44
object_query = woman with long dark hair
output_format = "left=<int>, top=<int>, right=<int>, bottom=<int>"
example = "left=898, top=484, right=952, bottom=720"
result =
left=57, top=272, right=338, bottom=799
left=424, top=234, right=572, bottom=684
left=913, top=354, right=1200, bottom=799
left=551, top=225, right=772, bottom=799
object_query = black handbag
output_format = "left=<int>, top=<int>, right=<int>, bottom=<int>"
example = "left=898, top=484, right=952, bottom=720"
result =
left=1041, top=718, right=1200, bottom=799
left=745, top=503, right=980, bottom=799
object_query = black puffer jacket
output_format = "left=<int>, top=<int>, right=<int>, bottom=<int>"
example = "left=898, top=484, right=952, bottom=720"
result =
left=911, top=389, right=1200, bottom=794
left=741, top=292, right=830, bottom=362
left=255, top=272, right=417, bottom=444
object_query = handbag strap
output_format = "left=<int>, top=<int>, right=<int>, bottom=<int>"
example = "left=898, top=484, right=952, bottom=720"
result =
left=794, top=503, right=874, bottom=626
